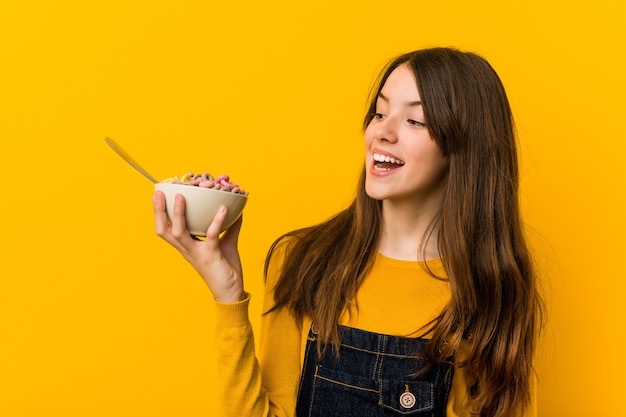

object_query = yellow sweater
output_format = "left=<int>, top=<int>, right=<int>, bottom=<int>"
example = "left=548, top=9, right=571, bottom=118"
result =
left=214, top=251, right=536, bottom=417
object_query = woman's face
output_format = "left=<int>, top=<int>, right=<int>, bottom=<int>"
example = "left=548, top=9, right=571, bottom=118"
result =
left=364, top=64, right=448, bottom=206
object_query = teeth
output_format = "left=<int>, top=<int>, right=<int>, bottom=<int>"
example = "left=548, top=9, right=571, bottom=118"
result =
left=373, top=153, right=404, bottom=165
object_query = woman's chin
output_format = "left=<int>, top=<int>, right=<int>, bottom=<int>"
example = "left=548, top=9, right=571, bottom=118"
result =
left=364, top=184, right=388, bottom=201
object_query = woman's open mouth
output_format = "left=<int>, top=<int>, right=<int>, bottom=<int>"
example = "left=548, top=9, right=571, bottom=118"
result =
left=373, top=152, right=405, bottom=171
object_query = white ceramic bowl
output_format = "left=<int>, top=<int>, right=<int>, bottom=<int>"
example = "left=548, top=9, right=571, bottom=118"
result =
left=154, top=182, right=248, bottom=236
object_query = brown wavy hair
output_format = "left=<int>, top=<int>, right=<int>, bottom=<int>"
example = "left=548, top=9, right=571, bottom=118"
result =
left=265, top=47, right=544, bottom=417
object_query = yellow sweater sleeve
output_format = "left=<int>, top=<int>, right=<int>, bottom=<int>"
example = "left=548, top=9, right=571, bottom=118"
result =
left=214, top=296, right=269, bottom=416
left=213, top=242, right=300, bottom=417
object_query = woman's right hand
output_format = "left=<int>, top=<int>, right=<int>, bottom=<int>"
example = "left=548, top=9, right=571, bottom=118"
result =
left=153, top=191, right=245, bottom=303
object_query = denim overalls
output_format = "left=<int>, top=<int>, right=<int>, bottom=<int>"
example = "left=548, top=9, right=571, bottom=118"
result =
left=296, top=324, right=454, bottom=417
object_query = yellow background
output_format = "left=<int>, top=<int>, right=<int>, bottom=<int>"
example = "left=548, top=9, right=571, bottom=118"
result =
left=1, top=0, right=624, bottom=416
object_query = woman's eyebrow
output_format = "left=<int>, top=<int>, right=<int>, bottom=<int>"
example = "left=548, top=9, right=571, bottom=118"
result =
left=378, top=92, right=422, bottom=107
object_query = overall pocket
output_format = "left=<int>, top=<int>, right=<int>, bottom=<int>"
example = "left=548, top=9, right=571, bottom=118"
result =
left=309, top=365, right=380, bottom=417
left=379, top=379, right=434, bottom=414
left=311, top=365, right=435, bottom=416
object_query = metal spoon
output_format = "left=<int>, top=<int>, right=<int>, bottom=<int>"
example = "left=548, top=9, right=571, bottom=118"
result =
left=105, top=137, right=158, bottom=183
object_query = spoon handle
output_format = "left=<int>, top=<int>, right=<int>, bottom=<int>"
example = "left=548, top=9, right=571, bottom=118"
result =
left=105, top=137, right=159, bottom=184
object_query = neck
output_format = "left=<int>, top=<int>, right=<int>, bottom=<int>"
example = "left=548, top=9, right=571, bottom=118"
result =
left=377, top=198, right=442, bottom=261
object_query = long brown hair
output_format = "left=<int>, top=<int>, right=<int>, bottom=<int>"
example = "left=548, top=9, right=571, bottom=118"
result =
left=265, top=47, right=543, bottom=417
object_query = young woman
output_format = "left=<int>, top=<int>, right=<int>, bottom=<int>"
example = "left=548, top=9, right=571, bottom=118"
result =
left=153, top=47, right=544, bottom=417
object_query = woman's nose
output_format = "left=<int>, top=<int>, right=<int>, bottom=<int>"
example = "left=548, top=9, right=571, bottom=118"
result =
left=373, top=117, right=398, bottom=142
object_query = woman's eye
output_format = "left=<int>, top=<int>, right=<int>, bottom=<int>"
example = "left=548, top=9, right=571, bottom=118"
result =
left=373, top=113, right=385, bottom=120
left=408, top=119, right=426, bottom=127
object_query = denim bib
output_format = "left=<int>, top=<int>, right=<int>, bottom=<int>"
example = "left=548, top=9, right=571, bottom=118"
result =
left=296, top=324, right=454, bottom=417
